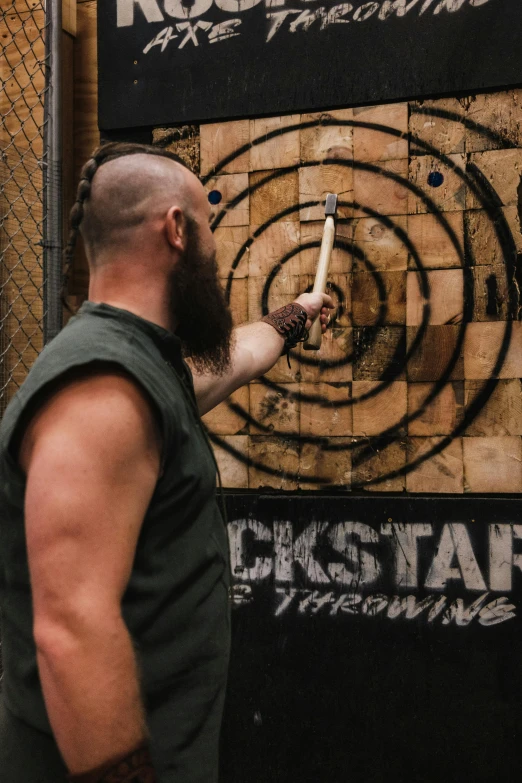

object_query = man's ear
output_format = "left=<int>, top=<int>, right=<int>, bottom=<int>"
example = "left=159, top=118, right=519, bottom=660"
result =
left=165, top=206, right=186, bottom=252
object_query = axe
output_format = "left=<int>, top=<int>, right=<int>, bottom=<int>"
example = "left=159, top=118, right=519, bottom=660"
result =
left=303, top=193, right=338, bottom=351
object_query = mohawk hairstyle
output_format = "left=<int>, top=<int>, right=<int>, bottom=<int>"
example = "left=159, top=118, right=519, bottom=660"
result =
left=63, top=142, right=189, bottom=313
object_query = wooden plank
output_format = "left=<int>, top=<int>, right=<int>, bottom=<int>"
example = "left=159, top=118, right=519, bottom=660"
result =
left=228, top=277, right=248, bottom=327
left=152, top=126, right=200, bottom=173
left=352, top=439, right=406, bottom=492
left=409, top=98, right=465, bottom=155
left=200, top=119, right=250, bottom=176
left=249, top=170, right=298, bottom=226
left=406, top=438, right=464, bottom=493
left=214, top=226, right=250, bottom=280
left=249, top=384, right=300, bottom=435
left=300, top=108, right=353, bottom=164
left=471, top=264, right=511, bottom=322
left=259, top=353, right=300, bottom=385
left=249, top=436, right=298, bottom=490
left=466, top=149, right=522, bottom=209
left=466, top=89, right=522, bottom=152
left=354, top=159, right=409, bottom=217
left=352, top=270, right=406, bottom=326
left=408, top=382, right=463, bottom=436
left=212, top=436, right=249, bottom=489
left=407, top=212, right=464, bottom=270
left=71, top=0, right=98, bottom=300
left=299, top=442, right=351, bottom=490
left=352, top=102, right=408, bottom=162
left=352, top=381, right=407, bottom=436
left=352, top=326, right=406, bottom=381
left=205, top=173, right=249, bottom=227
left=300, top=383, right=352, bottom=437
left=407, top=325, right=464, bottom=382
left=464, top=322, right=522, bottom=380
left=504, top=206, right=522, bottom=253
left=248, top=221, right=299, bottom=278
left=62, top=0, right=77, bottom=36
left=408, top=154, right=466, bottom=214
left=297, top=325, right=353, bottom=384
left=465, top=379, right=522, bottom=437
left=353, top=215, right=408, bottom=272
left=407, top=269, right=464, bottom=326
left=463, top=209, right=503, bottom=266
left=202, top=387, right=249, bottom=436
left=463, top=436, right=522, bottom=493
left=298, top=164, right=353, bottom=222
left=198, top=94, right=522, bottom=492
left=250, top=115, right=300, bottom=172
left=73, top=0, right=98, bottom=181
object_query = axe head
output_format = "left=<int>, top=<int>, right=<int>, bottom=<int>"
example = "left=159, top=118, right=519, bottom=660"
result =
left=324, top=193, right=338, bottom=217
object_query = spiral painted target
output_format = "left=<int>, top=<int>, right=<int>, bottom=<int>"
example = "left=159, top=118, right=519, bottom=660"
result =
left=202, top=111, right=519, bottom=487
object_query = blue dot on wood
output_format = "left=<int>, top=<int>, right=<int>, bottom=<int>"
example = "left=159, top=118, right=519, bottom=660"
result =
left=427, top=171, right=444, bottom=188
left=208, top=190, right=222, bottom=205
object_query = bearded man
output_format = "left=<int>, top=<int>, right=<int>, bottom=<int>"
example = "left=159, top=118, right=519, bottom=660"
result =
left=0, top=143, right=332, bottom=783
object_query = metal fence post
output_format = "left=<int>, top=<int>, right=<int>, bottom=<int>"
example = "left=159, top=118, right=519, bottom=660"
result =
left=43, top=0, right=63, bottom=343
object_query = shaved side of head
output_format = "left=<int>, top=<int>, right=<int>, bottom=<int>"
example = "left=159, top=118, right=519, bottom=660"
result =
left=80, top=153, right=191, bottom=263
left=68, top=142, right=232, bottom=374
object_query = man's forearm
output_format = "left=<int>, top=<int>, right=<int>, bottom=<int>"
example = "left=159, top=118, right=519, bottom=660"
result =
left=194, top=292, right=333, bottom=415
left=232, top=320, right=286, bottom=383
left=196, top=320, right=284, bottom=415
left=35, top=613, right=148, bottom=776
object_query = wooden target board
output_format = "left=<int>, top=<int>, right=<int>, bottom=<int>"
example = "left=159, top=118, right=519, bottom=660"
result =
left=192, top=93, right=522, bottom=493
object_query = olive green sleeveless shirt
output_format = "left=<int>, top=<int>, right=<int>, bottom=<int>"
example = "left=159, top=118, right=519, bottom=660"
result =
left=0, top=302, right=230, bottom=782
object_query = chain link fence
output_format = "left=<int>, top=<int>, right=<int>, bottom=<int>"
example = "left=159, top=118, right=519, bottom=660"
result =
left=1, top=0, right=49, bottom=415
left=1, top=0, right=61, bottom=684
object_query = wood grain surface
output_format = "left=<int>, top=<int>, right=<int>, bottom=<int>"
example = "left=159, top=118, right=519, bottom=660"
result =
left=65, top=59, right=522, bottom=493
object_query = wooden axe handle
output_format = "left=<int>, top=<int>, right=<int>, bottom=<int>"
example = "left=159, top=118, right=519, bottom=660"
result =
left=303, top=215, right=336, bottom=350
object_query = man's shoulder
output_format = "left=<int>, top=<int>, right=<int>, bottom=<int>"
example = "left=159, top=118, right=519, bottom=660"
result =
left=0, top=311, right=170, bottom=444
left=49, top=307, right=134, bottom=349
left=35, top=308, right=162, bottom=373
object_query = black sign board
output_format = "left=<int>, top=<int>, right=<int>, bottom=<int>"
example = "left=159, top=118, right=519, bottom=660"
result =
left=98, top=0, right=521, bottom=130
left=221, top=495, right=522, bottom=783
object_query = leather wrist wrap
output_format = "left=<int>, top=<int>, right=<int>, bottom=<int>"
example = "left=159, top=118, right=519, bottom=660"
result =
left=67, top=744, right=157, bottom=783
left=261, top=303, right=308, bottom=352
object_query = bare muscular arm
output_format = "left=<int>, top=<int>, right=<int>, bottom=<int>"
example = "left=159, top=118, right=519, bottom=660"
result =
left=19, top=371, right=161, bottom=776
left=191, top=292, right=334, bottom=415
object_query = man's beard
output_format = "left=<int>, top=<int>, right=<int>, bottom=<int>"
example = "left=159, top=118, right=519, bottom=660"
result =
left=170, top=218, right=233, bottom=376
